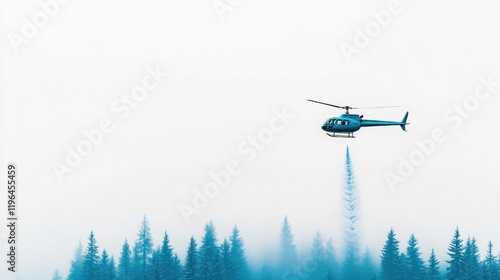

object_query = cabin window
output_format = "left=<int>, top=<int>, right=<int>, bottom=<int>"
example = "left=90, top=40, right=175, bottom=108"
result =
left=334, top=120, right=349, bottom=125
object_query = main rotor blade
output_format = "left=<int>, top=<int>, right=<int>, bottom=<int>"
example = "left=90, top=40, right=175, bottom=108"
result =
left=306, top=99, right=355, bottom=109
left=357, top=106, right=400, bottom=109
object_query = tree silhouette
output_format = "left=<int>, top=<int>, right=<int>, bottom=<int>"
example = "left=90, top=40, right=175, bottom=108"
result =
left=220, top=239, right=232, bottom=280
left=160, top=232, right=177, bottom=280
left=118, top=240, right=133, bottom=280
left=463, top=237, right=481, bottom=280
left=134, top=216, right=154, bottom=280
left=482, top=241, right=499, bottom=280
left=52, top=269, right=63, bottom=280
left=447, top=228, right=464, bottom=280
left=279, top=216, right=298, bottom=273
left=310, top=232, right=327, bottom=279
left=381, top=228, right=402, bottom=280
left=405, top=234, right=425, bottom=280
left=324, top=238, right=337, bottom=278
left=171, top=254, right=183, bottom=280
left=184, top=236, right=199, bottom=280
left=67, top=241, right=84, bottom=280
left=150, top=248, right=163, bottom=280
left=100, top=250, right=116, bottom=280
left=360, top=248, right=377, bottom=280
left=229, top=226, right=249, bottom=280
left=83, top=231, right=100, bottom=280
left=199, top=222, right=222, bottom=280
left=427, top=249, right=441, bottom=280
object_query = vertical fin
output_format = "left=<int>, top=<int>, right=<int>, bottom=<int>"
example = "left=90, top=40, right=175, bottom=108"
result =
left=400, top=111, right=409, bottom=131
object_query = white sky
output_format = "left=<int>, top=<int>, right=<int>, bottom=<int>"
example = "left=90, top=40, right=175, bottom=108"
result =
left=1, top=0, right=500, bottom=279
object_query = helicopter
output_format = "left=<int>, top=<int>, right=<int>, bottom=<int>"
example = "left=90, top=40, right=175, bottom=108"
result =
left=307, top=99, right=409, bottom=138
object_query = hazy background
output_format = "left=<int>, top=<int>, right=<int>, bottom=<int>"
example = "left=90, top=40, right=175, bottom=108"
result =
left=1, top=0, right=500, bottom=279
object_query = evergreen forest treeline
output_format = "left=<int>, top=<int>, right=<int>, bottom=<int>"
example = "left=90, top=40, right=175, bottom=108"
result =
left=52, top=216, right=500, bottom=280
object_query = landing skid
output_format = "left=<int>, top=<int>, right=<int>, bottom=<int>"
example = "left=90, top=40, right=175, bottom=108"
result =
left=326, top=132, right=355, bottom=138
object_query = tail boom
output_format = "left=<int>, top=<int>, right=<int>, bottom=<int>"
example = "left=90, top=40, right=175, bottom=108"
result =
left=359, top=112, right=409, bottom=131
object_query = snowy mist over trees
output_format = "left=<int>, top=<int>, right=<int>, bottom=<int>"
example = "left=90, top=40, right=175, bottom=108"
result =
left=54, top=147, right=500, bottom=280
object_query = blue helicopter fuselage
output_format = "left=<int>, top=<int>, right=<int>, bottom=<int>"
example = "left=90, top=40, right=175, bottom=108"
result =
left=321, top=112, right=409, bottom=133
left=322, top=114, right=362, bottom=133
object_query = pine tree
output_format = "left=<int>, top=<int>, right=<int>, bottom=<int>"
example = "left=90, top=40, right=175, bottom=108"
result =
left=463, top=237, right=481, bottom=280
left=342, top=146, right=361, bottom=279
left=405, top=234, right=425, bottom=280
left=184, top=236, right=199, bottom=280
left=279, top=216, right=298, bottom=273
left=310, top=232, right=327, bottom=279
left=150, top=248, right=163, bottom=280
left=220, top=239, right=232, bottom=280
left=229, top=226, right=249, bottom=280
left=427, top=249, right=441, bottom=280
left=324, top=238, right=337, bottom=278
left=134, top=216, right=154, bottom=280
left=109, top=257, right=117, bottom=280
left=446, top=228, right=464, bottom=280
left=100, top=250, right=117, bottom=280
left=482, top=241, right=499, bottom=280
left=100, top=250, right=110, bottom=280
left=118, top=240, right=133, bottom=280
left=52, top=269, right=63, bottom=280
left=160, top=232, right=175, bottom=279
left=381, top=228, right=402, bottom=280
left=199, top=222, right=222, bottom=280
left=171, top=254, right=183, bottom=280
left=311, top=232, right=326, bottom=262
left=68, top=241, right=85, bottom=280
left=360, top=248, right=377, bottom=280
left=83, top=231, right=101, bottom=280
